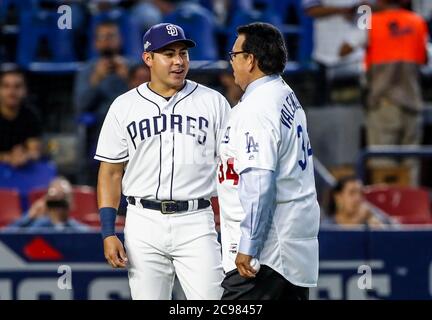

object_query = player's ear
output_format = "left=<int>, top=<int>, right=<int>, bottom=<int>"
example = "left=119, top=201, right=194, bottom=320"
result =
left=247, top=54, right=255, bottom=72
left=142, top=52, right=152, bottom=68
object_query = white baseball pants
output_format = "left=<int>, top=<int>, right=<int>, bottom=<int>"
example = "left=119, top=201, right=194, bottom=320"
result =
left=124, top=204, right=224, bottom=300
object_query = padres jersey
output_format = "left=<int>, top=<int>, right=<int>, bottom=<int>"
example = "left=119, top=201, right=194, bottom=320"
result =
left=217, top=75, right=320, bottom=287
left=95, top=80, right=231, bottom=200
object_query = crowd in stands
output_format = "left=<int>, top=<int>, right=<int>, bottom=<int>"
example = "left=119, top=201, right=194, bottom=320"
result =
left=322, top=175, right=396, bottom=227
left=6, top=176, right=91, bottom=231
left=0, top=0, right=315, bottom=65
left=1, top=0, right=432, bottom=230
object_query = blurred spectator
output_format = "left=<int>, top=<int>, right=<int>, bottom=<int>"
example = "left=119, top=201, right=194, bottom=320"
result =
left=412, top=0, right=432, bottom=21
left=152, top=0, right=179, bottom=15
left=152, top=0, right=218, bottom=60
left=323, top=176, right=389, bottom=227
left=128, top=63, right=150, bottom=89
left=88, top=0, right=123, bottom=14
left=74, top=20, right=129, bottom=120
left=130, top=0, right=163, bottom=32
left=7, top=177, right=90, bottom=231
left=0, top=69, right=42, bottom=167
left=340, top=0, right=429, bottom=183
left=73, top=20, right=130, bottom=172
left=127, top=1, right=164, bottom=57
left=303, top=0, right=367, bottom=106
left=62, top=0, right=88, bottom=61
left=207, top=0, right=253, bottom=26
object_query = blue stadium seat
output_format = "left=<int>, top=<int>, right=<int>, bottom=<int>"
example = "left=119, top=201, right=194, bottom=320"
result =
left=16, top=5, right=77, bottom=67
left=200, top=0, right=254, bottom=15
left=284, top=0, right=314, bottom=65
left=0, top=188, right=22, bottom=227
left=225, top=8, right=283, bottom=54
left=165, top=3, right=218, bottom=61
left=198, top=0, right=214, bottom=12
left=225, top=0, right=313, bottom=68
left=0, top=160, right=57, bottom=211
left=0, top=0, right=31, bottom=23
left=364, top=186, right=432, bottom=225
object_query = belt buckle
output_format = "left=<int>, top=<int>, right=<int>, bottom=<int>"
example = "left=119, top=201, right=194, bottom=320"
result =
left=161, top=201, right=177, bottom=214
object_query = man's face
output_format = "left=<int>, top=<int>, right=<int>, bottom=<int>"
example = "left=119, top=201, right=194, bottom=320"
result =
left=0, top=73, right=27, bottom=109
left=230, top=34, right=250, bottom=91
left=143, top=42, right=190, bottom=89
left=45, top=180, right=71, bottom=221
left=95, top=25, right=121, bottom=55
left=338, top=180, right=364, bottom=217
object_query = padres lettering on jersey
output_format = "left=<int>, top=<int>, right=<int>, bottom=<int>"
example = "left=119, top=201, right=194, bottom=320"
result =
left=126, top=114, right=209, bottom=149
left=217, top=75, right=320, bottom=287
left=95, top=80, right=231, bottom=201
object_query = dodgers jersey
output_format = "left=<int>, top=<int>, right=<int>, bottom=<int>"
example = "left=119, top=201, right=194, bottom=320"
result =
left=95, top=80, right=231, bottom=200
left=217, top=75, right=320, bottom=287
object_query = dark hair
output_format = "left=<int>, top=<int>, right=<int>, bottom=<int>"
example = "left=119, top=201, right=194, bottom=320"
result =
left=328, top=175, right=360, bottom=216
left=128, top=63, right=149, bottom=80
left=95, top=20, right=120, bottom=33
left=236, top=22, right=287, bottom=75
left=0, top=67, right=26, bottom=86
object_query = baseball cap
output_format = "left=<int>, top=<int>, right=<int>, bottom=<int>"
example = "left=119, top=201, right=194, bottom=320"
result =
left=143, top=23, right=196, bottom=52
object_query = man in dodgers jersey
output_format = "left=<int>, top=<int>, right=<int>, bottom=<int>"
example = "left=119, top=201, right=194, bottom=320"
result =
left=95, top=23, right=230, bottom=299
left=218, top=22, right=320, bottom=300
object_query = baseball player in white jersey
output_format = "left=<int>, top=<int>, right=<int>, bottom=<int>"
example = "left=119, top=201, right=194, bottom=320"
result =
left=217, top=23, right=320, bottom=300
left=95, top=23, right=230, bottom=300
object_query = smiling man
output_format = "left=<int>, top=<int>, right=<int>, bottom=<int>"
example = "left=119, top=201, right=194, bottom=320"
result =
left=218, top=23, right=320, bottom=300
left=94, top=23, right=230, bottom=300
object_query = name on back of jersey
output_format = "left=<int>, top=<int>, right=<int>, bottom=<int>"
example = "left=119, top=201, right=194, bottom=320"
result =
left=280, top=91, right=303, bottom=130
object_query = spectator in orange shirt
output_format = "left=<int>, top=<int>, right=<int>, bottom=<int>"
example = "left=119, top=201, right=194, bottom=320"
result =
left=340, top=0, right=429, bottom=183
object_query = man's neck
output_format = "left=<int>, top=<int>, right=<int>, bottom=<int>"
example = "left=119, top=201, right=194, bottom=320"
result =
left=148, top=81, right=185, bottom=99
left=0, top=103, right=19, bottom=121
left=243, top=71, right=268, bottom=91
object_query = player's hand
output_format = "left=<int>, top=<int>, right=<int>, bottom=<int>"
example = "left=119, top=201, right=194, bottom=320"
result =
left=103, top=235, right=128, bottom=268
left=28, top=197, right=47, bottom=219
left=235, top=252, right=256, bottom=279
left=91, top=59, right=112, bottom=85
left=339, top=43, right=354, bottom=57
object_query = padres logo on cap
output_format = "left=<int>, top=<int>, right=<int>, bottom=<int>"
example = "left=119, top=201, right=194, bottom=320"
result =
left=166, top=24, right=178, bottom=36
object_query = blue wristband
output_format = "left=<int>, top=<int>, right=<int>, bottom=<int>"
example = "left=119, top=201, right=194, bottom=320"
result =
left=99, top=207, right=117, bottom=239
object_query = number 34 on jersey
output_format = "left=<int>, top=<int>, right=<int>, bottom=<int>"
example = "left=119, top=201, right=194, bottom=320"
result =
left=218, top=158, right=239, bottom=185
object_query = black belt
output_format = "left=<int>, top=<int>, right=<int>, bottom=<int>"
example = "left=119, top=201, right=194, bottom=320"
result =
left=127, top=197, right=211, bottom=214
